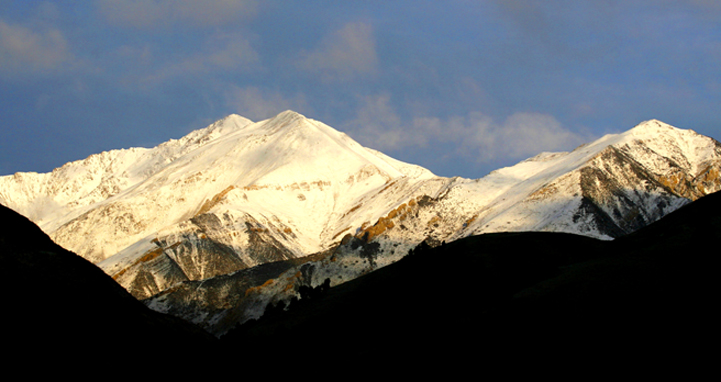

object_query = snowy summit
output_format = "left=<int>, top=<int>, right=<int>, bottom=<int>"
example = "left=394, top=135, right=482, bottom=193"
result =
left=1, top=113, right=720, bottom=307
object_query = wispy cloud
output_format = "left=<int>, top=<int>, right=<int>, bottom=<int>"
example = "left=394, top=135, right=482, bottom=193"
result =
left=297, top=22, right=378, bottom=82
left=341, top=94, right=419, bottom=151
left=466, top=112, right=588, bottom=162
left=0, top=19, right=75, bottom=77
left=343, top=94, right=587, bottom=164
left=140, top=32, right=260, bottom=83
left=95, top=0, right=258, bottom=28
left=224, top=86, right=309, bottom=122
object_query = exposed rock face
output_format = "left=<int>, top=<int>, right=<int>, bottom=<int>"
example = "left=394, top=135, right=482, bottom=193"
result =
left=2, top=113, right=720, bottom=326
left=1, top=111, right=439, bottom=300
left=578, top=147, right=683, bottom=236
left=142, top=119, right=721, bottom=336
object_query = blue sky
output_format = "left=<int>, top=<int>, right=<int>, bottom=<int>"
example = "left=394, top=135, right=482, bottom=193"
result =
left=1, top=1, right=720, bottom=179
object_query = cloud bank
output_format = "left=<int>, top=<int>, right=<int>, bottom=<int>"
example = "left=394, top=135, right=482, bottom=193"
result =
left=1, top=1, right=719, bottom=179
left=0, top=19, right=74, bottom=77
left=343, top=95, right=588, bottom=164
left=298, top=22, right=378, bottom=82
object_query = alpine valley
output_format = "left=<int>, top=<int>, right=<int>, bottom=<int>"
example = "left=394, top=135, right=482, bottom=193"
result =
left=2, top=110, right=720, bottom=336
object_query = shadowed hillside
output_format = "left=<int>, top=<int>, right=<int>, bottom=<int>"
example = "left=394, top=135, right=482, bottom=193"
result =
left=2, top=190, right=717, bottom=369
left=0, top=203, right=216, bottom=361
left=222, top=191, right=720, bottom=367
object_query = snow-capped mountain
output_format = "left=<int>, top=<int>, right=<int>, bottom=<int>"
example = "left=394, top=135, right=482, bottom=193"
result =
left=2, top=111, right=720, bottom=333
left=0, top=111, right=439, bottom=298
left=140, top=117, right=721, bottom=335
left=379, top=119, right=721, bottom=244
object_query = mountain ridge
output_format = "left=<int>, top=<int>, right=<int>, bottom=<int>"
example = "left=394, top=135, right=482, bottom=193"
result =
left=3, top=188, right=716, bottom=369
left=218, top=190, right=720, bottom=366
left=2, top=111, right=720, bottom=330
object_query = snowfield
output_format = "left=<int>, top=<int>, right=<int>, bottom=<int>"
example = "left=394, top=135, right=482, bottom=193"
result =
left=2, top=113, right=720, bottom=330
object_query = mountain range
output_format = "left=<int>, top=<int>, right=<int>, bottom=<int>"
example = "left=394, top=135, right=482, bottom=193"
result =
left=223, top=189, right=719, bottom=367
left=2, top=176, right=717, bottom=370
left=1, top=111, right=720, bottom=336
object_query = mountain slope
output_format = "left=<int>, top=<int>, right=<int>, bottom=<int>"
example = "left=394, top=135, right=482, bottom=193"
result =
left=219, top=190, right=721, bottom=366
left=4, top=190, right=714, bottom=370
left=0, top=203, right=216, bottom=357
left=1, top=111, right=440, bottom=299
left=1, top=113, right=719, bottom=313
left=141, top=118, right=721, bottom=335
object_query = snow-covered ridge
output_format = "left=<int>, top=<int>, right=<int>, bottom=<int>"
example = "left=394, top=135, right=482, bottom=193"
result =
left=2, top=112, right=720, bottom=312
left=0, top=113, right=254, bottom=227
left=145, top=113, right=721, bottom=335
left=1, top=110, right=436, bottom=273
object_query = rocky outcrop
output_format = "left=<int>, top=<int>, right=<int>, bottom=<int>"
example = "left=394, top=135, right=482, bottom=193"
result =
left=3, top=114, right=721, bottom=331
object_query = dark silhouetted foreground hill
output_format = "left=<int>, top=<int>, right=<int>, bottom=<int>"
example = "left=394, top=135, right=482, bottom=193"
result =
left=2, top=189, right=717, bottom=370
left=223, top=191, right=720, bottom=368
left=0, top=203, right=216, bottom=361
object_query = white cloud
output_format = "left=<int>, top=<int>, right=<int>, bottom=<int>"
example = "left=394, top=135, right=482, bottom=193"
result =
left=225, top=86, right=309, bottom=121
left=342, top=94, right=587, bottom=163
left=0, top=19, right=74, bottom=77
left=298, top=22, right=378, bottom=81
left=409, top=111, right=587, bottom=162
left=341, top=94, right=421, bottom=151
left=467, top=112, right=587, bottom=162
left=96, top=0, right=258, bottom=28
left=145, top=33, right=259, bottom=82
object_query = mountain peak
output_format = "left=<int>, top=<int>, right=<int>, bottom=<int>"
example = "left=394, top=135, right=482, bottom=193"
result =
left=267, top=110, right=308, bottom=124
left=628, top=119, right=677, bottom=135
left=4, top=111, right=721, bottom=329
left=255, top=110, right=316, bottom=136
left=225, top=113, right=254, bottom=125
left=639, top=118, right=667, bottom=125
left=276, top=110, right=306, bottom=119
left=208, top=113, right=254, bottom=133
